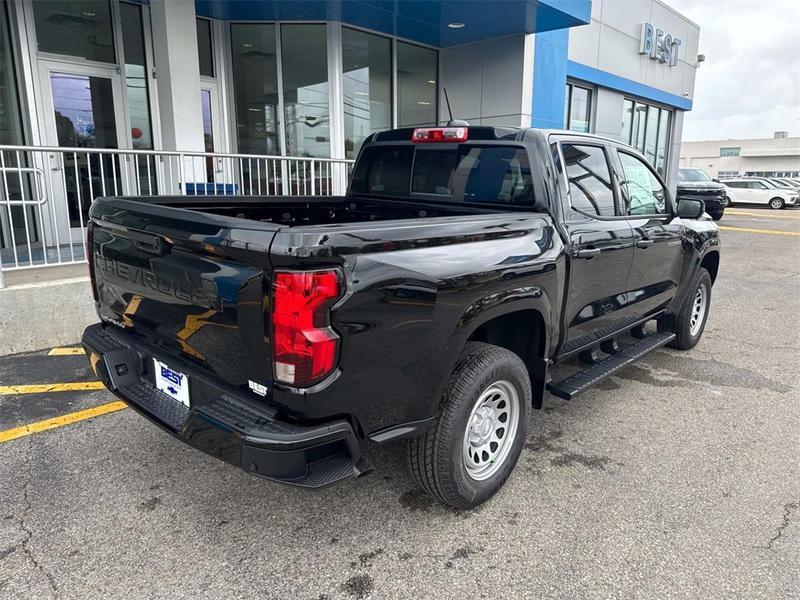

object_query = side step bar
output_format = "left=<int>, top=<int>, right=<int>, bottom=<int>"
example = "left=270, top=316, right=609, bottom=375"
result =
left=547, top=332, right=676, bottom=400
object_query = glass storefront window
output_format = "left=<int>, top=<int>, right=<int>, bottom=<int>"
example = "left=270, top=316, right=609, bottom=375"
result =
left=621, top=99, right=634, bottom=143
left=281, top=24, right=330, bottom=158
left=632, top=102, right=647, bottom=152
left=230, top=23, right=280, bottom=156
left=197, top=18, right=214, bottom=78
left=33, top=0, right=115, bottom=63
left=342, top=27, right=391, bottom=159
left=644, top=103, right=659, bottom=164
left=120, top=2, right=152, bottom=150
left=655, top=109, right=670, bottom=175
left=564, top=83, right=591, bottom=133
left=397, top=41, right=436, bottom=127
left=0, top=0, right=23, bottom=145
left=622, top=98, right=672, bottom=175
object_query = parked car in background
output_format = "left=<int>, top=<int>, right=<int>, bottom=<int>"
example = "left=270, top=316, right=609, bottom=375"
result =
left=721, top=177, right=800, bottom=209
left=676, top=168, right=727, bottom=220
left=768, top=177, right=800, bottom=189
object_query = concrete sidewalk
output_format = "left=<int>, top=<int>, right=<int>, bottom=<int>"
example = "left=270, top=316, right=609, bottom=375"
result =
left=0, top=265, right=96, bottom=356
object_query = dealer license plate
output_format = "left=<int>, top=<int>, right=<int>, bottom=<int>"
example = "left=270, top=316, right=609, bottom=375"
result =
left=153, top=359, right=190, bottom=407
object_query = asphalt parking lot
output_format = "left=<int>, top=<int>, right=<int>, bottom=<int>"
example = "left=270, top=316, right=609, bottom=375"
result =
left=1, top=207, right=798, bottom=599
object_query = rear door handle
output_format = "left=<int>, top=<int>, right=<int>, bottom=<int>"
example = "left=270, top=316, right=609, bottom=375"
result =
left=574, top=248, right=601, bottom=259
left=636, top=239, right=654, bottom=249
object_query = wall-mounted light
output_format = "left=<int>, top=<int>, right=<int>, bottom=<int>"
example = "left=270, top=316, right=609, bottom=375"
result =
left=447, top=22, right=465, bottom=29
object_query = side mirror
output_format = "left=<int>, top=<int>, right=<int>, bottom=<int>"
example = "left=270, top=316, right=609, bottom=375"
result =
left=677, top=198, right=704, bottom=219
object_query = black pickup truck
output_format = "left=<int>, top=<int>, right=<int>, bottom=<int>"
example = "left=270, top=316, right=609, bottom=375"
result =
left=82, top=125, right=720, bottom=508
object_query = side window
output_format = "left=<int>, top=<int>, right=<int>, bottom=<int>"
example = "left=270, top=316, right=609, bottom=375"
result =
left=561, top=144, right=616, bottom=217
left=752, top=181, right=766, bottom=189
left=618, top=151, right=667, bottom=215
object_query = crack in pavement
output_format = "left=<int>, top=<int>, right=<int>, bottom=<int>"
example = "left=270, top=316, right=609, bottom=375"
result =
left=758, top=501, right=798, bottom=551
left=16, top=438, right=59, bottom=598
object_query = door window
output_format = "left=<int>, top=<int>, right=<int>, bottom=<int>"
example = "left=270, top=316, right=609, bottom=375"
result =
left=618, top=151, right=667, bottom=216
left=561, top=144, right=616, bottom=217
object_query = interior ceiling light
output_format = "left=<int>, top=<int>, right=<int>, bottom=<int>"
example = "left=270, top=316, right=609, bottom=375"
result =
left=242, top=43, right=253, bottom=48
left=417, top=101, right=431, bottom=105
left=427, top=79, right=436, bottom=84
left=81, top=11, right=97, bottom=17
left=448, top=22, right=465, bottom=29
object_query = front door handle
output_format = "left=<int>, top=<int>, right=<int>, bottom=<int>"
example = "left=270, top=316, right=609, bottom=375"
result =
left=636, top=239, right=654, bottom=249
left=574, top=247, right=601, bottom=259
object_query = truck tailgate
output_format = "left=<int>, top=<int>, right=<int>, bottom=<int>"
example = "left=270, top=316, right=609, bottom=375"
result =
left=89, top=197, right=279, bottom=392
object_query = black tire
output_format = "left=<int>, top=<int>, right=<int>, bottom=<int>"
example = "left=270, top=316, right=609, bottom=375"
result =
left=725, top=196, right=733, bottom=207
left=769, top=197, right=785, bottom=210
left=709, top=210, right=724, bottom=221
left=658, top=267, right=712, bottom=350
left=407, top=342, right=531, bottom=509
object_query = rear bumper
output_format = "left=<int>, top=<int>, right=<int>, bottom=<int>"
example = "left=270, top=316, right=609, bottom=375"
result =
left=81, top=323, right=370, bottom=488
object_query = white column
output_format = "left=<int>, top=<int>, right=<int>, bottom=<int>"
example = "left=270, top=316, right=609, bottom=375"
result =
left=150, top=0, right=204, bottom=154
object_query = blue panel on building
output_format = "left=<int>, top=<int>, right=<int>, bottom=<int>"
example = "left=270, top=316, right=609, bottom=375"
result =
left=531, top=28, right=569, bottom=129
left=195, top=0, right=591, bottom=46
left=567, top=60, right=693, bottom=111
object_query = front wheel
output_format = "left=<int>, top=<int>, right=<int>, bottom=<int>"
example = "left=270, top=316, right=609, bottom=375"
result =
left=769, top=197, right=785, bottom=209
left=407, top=342, right=531, bottom=509
left=658, top=267, right=712, bottom=350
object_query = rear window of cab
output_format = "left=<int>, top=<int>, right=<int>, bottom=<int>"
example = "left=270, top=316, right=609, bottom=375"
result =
left=350, top=145, right=534, bottom=205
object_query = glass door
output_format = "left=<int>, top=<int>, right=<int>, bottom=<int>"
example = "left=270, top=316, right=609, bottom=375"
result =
left=39, top=60, right=128, bottom=244
left=200, top=83, right=224, bottom=189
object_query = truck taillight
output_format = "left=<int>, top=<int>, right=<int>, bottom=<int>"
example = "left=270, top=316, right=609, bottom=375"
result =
left=412, top=127, right=468, bottom=143
left=271, top=269, right=342, bottom=387
left=86, top=223, right=98, bottom=301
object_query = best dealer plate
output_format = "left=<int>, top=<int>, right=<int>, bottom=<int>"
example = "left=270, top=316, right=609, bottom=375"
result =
left=153, top=359, right=190, bottom=407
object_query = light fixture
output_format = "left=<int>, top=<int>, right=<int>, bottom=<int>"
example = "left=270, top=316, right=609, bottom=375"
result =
left=448, top=22, right=465, bottom=29
left=427, top=79, right=436, bottom=85
left=417, top=101, right=431, bottom=105
left=355, top=91, right=369, bottom=96
left=81, top=11, right=97, bottom=17
left=242, top=43, right=253, bottom=48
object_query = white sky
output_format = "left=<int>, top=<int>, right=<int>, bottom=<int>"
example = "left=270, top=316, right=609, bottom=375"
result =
left=667, top=0, right=800, bottom=141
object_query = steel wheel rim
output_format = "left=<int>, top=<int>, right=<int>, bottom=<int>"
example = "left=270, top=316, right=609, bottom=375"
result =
left=770, top=198, right=782, bottom=209
left=462, top=380, right=520, bottom=481
left=689, top=284, right=707, bottom=337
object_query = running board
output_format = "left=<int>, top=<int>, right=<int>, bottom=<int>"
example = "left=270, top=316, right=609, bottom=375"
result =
left=546, top=332, right=676, bottom=400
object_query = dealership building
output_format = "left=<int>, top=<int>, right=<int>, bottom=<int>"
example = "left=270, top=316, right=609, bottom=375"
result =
left=0, top=0, right=700, bottom=283
left=680, top=133, right=800, bottom=179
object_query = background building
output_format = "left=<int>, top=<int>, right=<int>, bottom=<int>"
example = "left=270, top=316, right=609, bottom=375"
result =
left=680, top=133, right=800, bottom=178
left=0, top=0, right=700, bottom=277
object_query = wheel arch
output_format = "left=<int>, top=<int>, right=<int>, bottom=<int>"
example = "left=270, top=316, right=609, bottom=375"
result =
left=464, top=307, right=549, bottom=409
left=700, top=250, right=720, bottom=284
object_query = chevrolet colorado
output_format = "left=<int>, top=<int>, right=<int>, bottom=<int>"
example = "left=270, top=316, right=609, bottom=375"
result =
left=82, top=126, right=720, bottom=508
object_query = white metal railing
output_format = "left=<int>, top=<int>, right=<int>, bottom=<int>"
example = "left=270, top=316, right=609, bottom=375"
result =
left=0, top=144, right=354, bottom=286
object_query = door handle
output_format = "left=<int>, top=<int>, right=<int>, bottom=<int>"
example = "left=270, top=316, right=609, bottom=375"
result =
left=636, top=239, right=654, bottom=249
left=574, top=247, right=601, bottom=259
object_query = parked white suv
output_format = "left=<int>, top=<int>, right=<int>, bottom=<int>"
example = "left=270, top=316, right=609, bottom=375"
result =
left=721, top=177, right=800, bottom=209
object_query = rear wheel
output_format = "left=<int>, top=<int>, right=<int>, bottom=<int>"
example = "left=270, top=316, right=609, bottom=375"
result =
left=709, top=210, right=724, bottom=220
left=658, top=267, right=712, bottom=350
left=407, top=342, right=531, bottom=509
left=769, top=197, right=785, bottom=209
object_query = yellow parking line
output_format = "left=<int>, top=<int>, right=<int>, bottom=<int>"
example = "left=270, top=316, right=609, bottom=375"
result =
left=0, top=401, right=127, bottom=444
left=719, top=226, right=800, bottom=237
left=726, top=210, right=800, bottom=220
left=0, top=381, right=106, bottom=395
left=48, top=347, right=86, bottom=356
